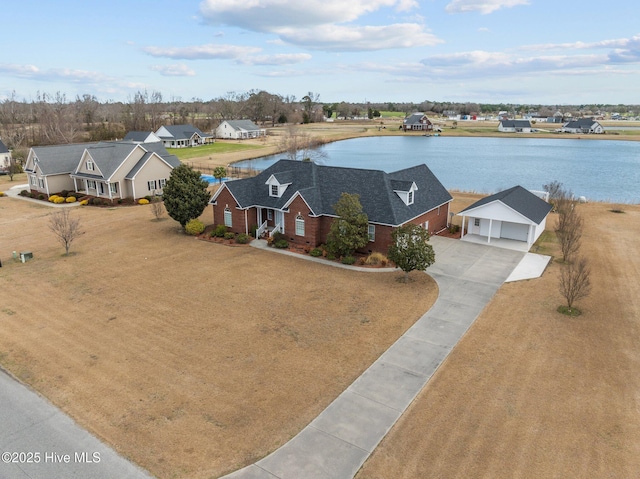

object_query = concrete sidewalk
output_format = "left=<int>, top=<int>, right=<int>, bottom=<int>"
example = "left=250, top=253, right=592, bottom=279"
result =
left=223, top=237, right=525, bottom=479
left=0, top=368, right=154, bottom=479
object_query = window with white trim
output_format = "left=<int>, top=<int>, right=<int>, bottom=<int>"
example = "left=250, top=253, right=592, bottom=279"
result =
left=424, top=220, right=429, bottom=231
left=224, top=207, right=232, bottom=227
left=30, top=175, right=37, bottom=186
left=474, top=218, right=480, bottom=227
left=87, top=180, right=96, bottom=190
left=38, top=178, right=45, bottom=188
left=148, top=180, right=157, bottom=191
left=368, top=224, right=375, bottom=242
left=270, top=184, right=279, bottom=197
left=295, top=215, right=305, bottom=236
left=159, top=178, right=166, bottom=188
left=267, top=209, right=273, bottom=220
left=86, top=159, right=94, bottom=171
left=407, top=190, right=414, bottom=205
left=110, top=183, right=118, bottom=194
left=98, top=182, right=104, bottom=194
left=437, top=205, right=441, bottom=215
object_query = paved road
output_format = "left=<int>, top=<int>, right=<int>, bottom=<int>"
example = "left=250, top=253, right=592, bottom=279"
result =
left=223, top=237, right=525, bottom=479
left=0, top=369, right=154, bottom=479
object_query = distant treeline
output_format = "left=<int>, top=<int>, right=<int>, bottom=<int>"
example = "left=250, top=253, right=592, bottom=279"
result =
left=1, top=89, right=638, bottom=159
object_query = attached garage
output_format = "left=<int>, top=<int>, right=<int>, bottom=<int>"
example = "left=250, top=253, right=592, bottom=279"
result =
left=458, top=186, right=552, bottom=250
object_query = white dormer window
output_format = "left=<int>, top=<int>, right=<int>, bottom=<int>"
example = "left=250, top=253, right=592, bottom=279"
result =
left=394, top=182, right=418, bottom=206
left=408, top=190, right=414, bottom=205
left=87, top=159, right=94, bottom=171
left=271, top=184, right=279, bottom=197
left=266, top=174, right=291, bottom=198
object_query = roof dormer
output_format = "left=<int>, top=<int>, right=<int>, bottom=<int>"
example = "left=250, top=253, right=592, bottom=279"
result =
left=265, top=172, right=292, bottom=198
left=391, top=180, right=418, bottom=206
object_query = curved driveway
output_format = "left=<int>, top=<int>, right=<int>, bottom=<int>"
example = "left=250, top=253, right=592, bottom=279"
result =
left=223, top=236, right=525, bottom=479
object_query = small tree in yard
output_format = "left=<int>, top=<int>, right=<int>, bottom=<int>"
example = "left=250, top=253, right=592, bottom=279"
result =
left=555, top=189, right=583, bottom=262
left=150, top=196, right=165, bottom=220
left=388, top=223, right=435, bottom=283
left=163, top=164, right=211, bottom=229
left=49, top=209, right=82, bottom=255
left=559, top=256, right=591, bottom=314
left=213, top=166, right=227, bottom=183
left=325, top=193, right=369, bottom=258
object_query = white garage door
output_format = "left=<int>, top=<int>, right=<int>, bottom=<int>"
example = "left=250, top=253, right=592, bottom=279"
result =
left=500, top=222, right=529, bottom=242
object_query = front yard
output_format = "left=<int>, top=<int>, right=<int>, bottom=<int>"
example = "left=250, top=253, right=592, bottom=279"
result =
left=0, top=197, right=437, bottom=479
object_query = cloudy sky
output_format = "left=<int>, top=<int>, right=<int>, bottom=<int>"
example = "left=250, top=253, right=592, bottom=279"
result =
left=2, top=0, right=639, bottom=104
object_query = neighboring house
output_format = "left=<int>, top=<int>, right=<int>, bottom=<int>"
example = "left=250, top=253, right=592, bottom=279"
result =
left=215, top=120, right=266, bottom=139
left=458, top=186, right=552, bottom=249
left=210, top=159, right=453, bottom=253
left=155, top=124, right=214, bottom=148
left=402, top=113, right=433, bottom=132
left=123, top=131, right=162, bottom=143
left=561, top=118, right=605, bottom=134
left=24, top=141, right=180, bottom=200
left=0, top=139, right=11, bottom=173
left=498, top=120, right=532, bottom=133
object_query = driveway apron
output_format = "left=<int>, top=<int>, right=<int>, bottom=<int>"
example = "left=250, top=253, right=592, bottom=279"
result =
left=223, top=237, right=525, bottom=479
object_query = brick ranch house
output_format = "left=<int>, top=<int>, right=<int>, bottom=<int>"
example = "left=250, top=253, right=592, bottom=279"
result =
left=210, top=160, right=453, bottom=253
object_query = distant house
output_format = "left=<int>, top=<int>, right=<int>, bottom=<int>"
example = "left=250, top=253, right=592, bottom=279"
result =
left=561, top=118, right=604, bottom=134
left=123, top=131, right=162, bottom=143
left=402, top=113, right=433, bottom=132
left=498, top=120, right=532, bottom=133
left=210, top=159, right=453, bottom=253
left=215, top=120, right=266, bottom=139
left=24, top=141, right=180, bottom=200
left=458, top=186, right=552, bottom=249
left=0, top=139, right=11, bottom=173
left=155, top=124, right=214, bottom=148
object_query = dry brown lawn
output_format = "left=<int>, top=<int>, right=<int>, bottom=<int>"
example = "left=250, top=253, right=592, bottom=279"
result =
left=0, top=197, right=436, bottom=479
left=357, top=194, right=640, bottom=478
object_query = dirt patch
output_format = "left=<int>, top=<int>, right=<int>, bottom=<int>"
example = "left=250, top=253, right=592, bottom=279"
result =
left=0, top=198, right=437, bottom=479
left=356, top=200, right=640, bottom=478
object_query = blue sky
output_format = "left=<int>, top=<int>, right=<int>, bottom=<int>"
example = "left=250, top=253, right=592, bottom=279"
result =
left=2, top=0, right=639, bottom=105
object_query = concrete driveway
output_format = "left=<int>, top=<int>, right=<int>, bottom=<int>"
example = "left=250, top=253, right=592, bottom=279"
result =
left=223, top=236, right=525, bottom=479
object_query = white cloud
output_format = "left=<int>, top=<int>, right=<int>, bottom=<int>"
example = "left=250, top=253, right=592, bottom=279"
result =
left=237, top=53, right=312, bottom=65
left=0, top=63, right=107, bottom=83
left=199, top=0, right=415, bottom=30
left=277, top=23, right=442, bottom=51
left=142, top=43, right=261, bottom=60
left=197, top=0, right=433, bottom=52
left=150, top=64, right=196, bottom=76
left=445, top=0, right=529, bottom=14
left=521, top=34, right=640, bottom=63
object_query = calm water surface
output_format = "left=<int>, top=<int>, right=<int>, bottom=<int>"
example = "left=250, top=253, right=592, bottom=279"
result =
left=235, top=136, right=640, bottom=203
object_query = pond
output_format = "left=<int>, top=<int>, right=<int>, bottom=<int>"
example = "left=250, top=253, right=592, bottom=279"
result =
left=233, top=136, right=640, bottom=203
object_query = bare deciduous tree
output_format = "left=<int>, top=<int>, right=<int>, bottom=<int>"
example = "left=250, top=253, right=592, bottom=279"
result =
left=555, top=189, right=583, bottom=262
left=559, top=256, right=592, bottom=311
left=49, top=209, right=82, bottom=255
left=150, top=197, right=165, bottom=221
left=277, top=125, right=327, bottom=162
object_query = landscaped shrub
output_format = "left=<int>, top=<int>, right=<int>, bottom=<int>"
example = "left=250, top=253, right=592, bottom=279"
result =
left=30, top=192, right=36, bottom=198
left=309, top=248, right=323, bottom=257
left=60, top=190, right=69, bottom=198
left=249, top=224, right=258, bottom=237
left=53, top=196, right=65, bottom=204
left=80, top=199, right=89, bottom=206
left=213, top=224, right=227, bottom=237
left=272, top=231, right=287, bottom=243
left=138, top=198, right=150, bottom=205
left=38, top=194, right=45, bottom=200
left=274, top=239, right=289, bottom=249
left=236, top=233, right=250, bottom=244
left=48, top=195, right=59, bottom=202
left=449, top=224, right=460, bottom=234
left=20, top=190, right=29, bottom=196
left=327, top=252, right=336, bottom=260
left=185, top=218, right=205, bottom=235
left=341, top=255, right=356, bottom=265
left=66, top=196, right=76, bottom=203
left=224, top=232, right=235, bottom=240
left=364, top=252, right=389, bottom=266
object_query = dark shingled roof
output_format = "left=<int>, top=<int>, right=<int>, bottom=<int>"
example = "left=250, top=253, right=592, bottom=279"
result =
left=123, top=131, right=155, bottom=142
left=500, top=120, right=531, bottom=128
left=563, top=118, right=598, bottom=129
left=0, top=140, right=9, bottom=154
left=213, top=160, right=452, bottom=226
left=225, top=120, right=262, bottom=131
left=156, top=124, right=212, bottom=140
left=459, top=185, right=552, bottom=224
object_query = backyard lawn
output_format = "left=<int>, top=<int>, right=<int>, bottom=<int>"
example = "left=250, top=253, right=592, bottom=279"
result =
left=167, top=141, right=266, bottom=160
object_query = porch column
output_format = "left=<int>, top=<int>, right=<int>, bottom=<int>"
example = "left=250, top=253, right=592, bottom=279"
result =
left=488, top=218, right=492, bottom=244
left=244, top=209, right=248, bottom=235
left=460, top=216, right=465, bottom=239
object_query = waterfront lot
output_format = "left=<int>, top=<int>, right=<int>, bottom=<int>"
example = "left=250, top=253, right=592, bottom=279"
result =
left=0, top=197, right=437, bottom=479
left=357, top=194, right=640, bottom=478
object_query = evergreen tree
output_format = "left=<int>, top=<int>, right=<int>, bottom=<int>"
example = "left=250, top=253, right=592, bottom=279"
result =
left=388, top=223, right=435, bottom=282
left=326, top=193, right=369, bottom=257
left=163, top=164, right=211, bottom=228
